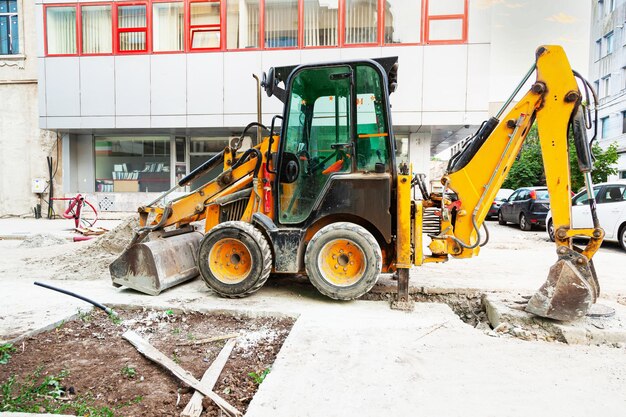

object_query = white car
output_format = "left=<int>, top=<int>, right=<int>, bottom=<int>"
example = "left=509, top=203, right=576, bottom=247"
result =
left=546, top=180, right=626, bottom=251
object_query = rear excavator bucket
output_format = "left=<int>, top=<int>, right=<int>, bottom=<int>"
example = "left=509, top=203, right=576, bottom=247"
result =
left=525, top=246, right=600, bottom=321
left=110, top=230, right=204, bottom=295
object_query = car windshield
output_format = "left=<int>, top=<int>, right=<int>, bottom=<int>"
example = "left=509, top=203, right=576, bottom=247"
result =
left=495, top=189, right=513, bottom=201
left=535, top=190, right=549, bottom=200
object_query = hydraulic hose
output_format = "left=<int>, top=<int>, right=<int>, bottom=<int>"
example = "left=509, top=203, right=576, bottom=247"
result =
left=34, top=281, right=117, bottom=316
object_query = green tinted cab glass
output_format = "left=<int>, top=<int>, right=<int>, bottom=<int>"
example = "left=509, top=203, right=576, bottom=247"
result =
left=279, top=65, right=353, bottom=224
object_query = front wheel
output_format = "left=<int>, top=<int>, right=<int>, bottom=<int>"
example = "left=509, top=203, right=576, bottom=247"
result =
left=197, top=221, right=272, bottom=298
left=498, top=210, right=506, bottom=225
left=305, top=222, right=382, bottom=300
left=520, top=213, right=532, bottom=231
left=619, top=224, right=626, bottom=252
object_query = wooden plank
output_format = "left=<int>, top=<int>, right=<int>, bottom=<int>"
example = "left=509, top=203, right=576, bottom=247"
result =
left=122, top=330, right=242, bottom=417
left=176, top=333, right=239, bottom=347
left=181, top=338, right=237, bottom=417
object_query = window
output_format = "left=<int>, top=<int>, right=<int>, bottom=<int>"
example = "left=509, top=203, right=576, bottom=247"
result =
left=596, top=39, right=602, bottom=60
left=304, top=0, right=338, bottom=47
left=609, top=0, right=615, bottom=13
left=116, top=4, right=148, bottom=52
left=46, top=6, right=77, bottom=55
left=598, top=0, right=604, bottom=18
left=573, top=187, right=600, bottom=206
left=189, top=137, right=229, bottom=189
left=153, top=2, right=184, bottom=52
left=345, top=0, right=378, bottom=44
left=384, top=0, right=422, bottom=44
left=265, top=0, right=299, bottom=48
left=594, top=80, right=600, bottom=96
left=601, top=116, right=609, bottom=138
left=190, top=0, right=221, bottom=50
left=0, top=0, right=18, bottom=54
left=226, top=0, right=259, bottom=49
left=81, top=5, right=112, bottom=54
left=622, top=111, right=626, bottom=134
left=605, top=32, right=614, bottom=55
left=620, top=170, right=626, bottom=179
left=95, top=137, right=171, bottom=193
left=599, top=185, right=625, bottom=203
left=602, top=76, right=610, bottom=98
left=424, top=0, right=467, bottom=44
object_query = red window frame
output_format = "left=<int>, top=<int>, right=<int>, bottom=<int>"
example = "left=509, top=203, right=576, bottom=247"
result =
left=223, top=0, right=261, bottom=51
left=382, top=0, right=423, bottom=46
left=79, top=2, right=114, bottom=56
left=341, top=0, right=380, bottom=47
left=423, top=0, right=468, bottom=45
left=300, top=0, right=339, bottom=49
left=114, top=2, right=150, bottom=54
left=43, top=4, right=79, bottom=57
left=263, top=0, right=299, bottom=50
left=188, top=0, right=224, bottom=51
left=151, top=0, right=185, bottom=54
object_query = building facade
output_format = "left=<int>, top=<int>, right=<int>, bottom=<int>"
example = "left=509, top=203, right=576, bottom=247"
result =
left=590, top=0, right=626, bottom=180
left=0, top=0, right=57, bottom=216
left=30, top=0, right=591, bottom=212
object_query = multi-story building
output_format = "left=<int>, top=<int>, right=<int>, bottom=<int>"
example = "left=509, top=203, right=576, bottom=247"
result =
left=590, top=0, right=626, bottom=179
left=1, top=0, right=57, bottom=216
left=29, top=0, right=591, bottom=212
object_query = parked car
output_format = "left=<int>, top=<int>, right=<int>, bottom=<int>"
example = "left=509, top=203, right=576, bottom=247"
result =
left=487, top=188, right=514, bottom=219
left=546, top=181, right=626, bottom=251
left=497, top=186, right=550, bottom=230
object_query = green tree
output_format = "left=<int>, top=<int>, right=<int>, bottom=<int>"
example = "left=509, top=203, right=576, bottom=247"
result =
left=502, top=123, right=619, bottom=191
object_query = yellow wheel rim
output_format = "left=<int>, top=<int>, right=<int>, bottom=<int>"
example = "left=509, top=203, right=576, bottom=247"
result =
left=208, top=238, right=252, bottom=284
left=317, top=239, right=366, bottom=287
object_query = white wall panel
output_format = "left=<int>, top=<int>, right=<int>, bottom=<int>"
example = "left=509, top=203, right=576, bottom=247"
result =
left=47, top=116, right=81, bottom=128
left=465, top=44, right=490, bottom=112
left=188, top=114, right=223, bottom=127
left=115, top=115, right=151, bottom=128
left=340, top=47, right=382, bottom=60
left=187, top=53, right=224, bottom=115
left=386, top=46, right=423, bottom=113
left=80, top=56, right=115, bottom=116
left=45, top=57, right=80, bottom=116
left=80, top=116, right=115, bottom=129
left=224, top=52, right=262, bottom=115
left=422, top=45, right=468, bottom=112
left=151, top=54, right=187, bottom=115
left=115, top=55, right=150, bottom=116
left=467, top=1, right=492, bottom=44
left=301, top=48, right=341, bottom=64
left=151, top=115, right=186, bottom=128
left=35, top=5, right=45, bottom=57
left=261, top=50, right=302, bottom=115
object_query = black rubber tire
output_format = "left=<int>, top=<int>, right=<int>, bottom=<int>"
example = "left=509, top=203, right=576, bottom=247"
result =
left=498, top=210, right=506, bottom=225
left=547, top=218, right=555, bottom=242
left=519, top=212, right=532, bottom=231
left=304, top=222, right=382, bottom=300
left=197, top=221, right=272, bottom=298
left=619, top=223, right=626, bottom=252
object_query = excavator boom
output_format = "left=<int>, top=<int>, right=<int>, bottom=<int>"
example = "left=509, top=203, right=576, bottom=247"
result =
left=440, top=46, right=603, bottom=321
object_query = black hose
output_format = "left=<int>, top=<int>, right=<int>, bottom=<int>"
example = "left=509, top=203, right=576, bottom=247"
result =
left=34, top=281, right=117, bottom=316
left=47, top=156, right=54, bottom=219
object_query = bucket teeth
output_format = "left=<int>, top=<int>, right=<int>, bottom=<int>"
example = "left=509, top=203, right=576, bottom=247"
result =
left=525, top=247, right=598, bottom=321
left=110, top=231, right=203, bottom=295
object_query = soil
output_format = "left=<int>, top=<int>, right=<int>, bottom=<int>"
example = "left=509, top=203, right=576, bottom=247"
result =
left=0, top=308, right=295, bottom=416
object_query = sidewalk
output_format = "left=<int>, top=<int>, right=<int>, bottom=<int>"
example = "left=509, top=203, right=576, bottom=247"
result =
left=0, top=218, right=123, bottom=240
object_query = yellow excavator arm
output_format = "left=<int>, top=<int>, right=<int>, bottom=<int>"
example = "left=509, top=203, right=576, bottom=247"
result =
left=433, top=46, right=603, bottom=320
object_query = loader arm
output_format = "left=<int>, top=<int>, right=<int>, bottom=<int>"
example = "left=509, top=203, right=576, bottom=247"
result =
left=440, top=46, right=603, bottom=321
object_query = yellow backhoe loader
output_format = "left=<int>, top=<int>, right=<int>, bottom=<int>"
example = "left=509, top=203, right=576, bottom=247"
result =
left=110, top=45, right=605, bottom=321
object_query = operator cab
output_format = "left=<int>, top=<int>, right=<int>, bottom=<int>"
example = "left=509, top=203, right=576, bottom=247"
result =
left=262, top=58, right=399, bottom=226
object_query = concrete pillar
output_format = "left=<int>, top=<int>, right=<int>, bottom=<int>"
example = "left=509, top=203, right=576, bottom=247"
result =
left=408, top=132, right=431, bottom=187
left=76, top=135, right=95, bottom=193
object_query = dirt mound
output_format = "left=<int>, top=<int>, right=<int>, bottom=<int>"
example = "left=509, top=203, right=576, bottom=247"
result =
left=19, top=234, right=69, bottom=248
left=49, top=216, right=139, bottom=281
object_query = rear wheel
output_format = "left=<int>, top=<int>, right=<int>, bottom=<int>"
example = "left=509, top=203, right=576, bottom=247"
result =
left=520, top=212, right=532, bottom=231
left=198, top=221, right=272, bottom=298
left=305, top=222, right=382, bottom=300
left=498, top=210, right=506, bottom=225
left=619, top=224, right=626, bottom=252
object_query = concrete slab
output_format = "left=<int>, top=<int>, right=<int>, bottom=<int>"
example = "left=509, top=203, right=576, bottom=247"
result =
left=483, top=294, right=626, bottom=346
left=0, top=218, right=122, bottom=240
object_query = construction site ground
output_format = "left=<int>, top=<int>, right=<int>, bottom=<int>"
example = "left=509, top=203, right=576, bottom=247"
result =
left=1, top=217, right=625, bottom=416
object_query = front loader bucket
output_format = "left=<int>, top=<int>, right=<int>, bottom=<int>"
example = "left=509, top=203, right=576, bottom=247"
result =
left=110, top=231, right=203, bottom=295
left=525, top=247, right=599, bottom=321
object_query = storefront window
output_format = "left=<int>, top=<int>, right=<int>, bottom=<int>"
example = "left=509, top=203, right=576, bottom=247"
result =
left=227, top=0, right=260, bottom=49
left=384, top=0, right=421, bottom=44
left=153, top=2, right=184, bottom=52
left=189, top=137, right=230, bottom=190
left=303, top=0, right=338, bottom=47
left=264, top=0, right=298, bottom=48
left=95, top=137, right=171, bottom=193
